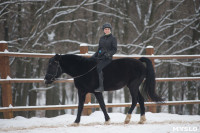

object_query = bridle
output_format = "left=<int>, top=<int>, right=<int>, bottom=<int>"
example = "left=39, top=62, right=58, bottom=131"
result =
left=46, top=60, right=62, bottom=82
left=46, top=60, right=97, bottom=82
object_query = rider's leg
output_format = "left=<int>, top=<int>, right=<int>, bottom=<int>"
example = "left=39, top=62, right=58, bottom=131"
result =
left=95, top=71, right=104, bottom=92
left=94, top=59, right=111, bottom=92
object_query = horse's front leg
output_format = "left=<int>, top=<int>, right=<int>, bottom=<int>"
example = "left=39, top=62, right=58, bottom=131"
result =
left=74, top=91, right=86, bottom=125
left=94, top=92, right=110, bottom=124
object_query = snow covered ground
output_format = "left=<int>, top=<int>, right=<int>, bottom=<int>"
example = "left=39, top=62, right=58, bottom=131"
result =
left=0, top=112, right=200, bottom=133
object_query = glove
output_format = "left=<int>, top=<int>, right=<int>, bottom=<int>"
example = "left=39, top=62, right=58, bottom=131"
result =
left=98, top=49, right=106, bottom=56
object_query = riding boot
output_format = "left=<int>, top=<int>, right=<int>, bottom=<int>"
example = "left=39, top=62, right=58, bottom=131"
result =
left=95, top=71, right=104, bottom=92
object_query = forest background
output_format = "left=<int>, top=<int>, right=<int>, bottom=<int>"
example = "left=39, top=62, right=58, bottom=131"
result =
left=0, top=0, right=200, bottom=118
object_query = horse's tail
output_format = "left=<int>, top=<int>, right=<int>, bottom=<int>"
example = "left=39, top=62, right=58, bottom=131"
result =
left=139, top=57, right=163, bottom=102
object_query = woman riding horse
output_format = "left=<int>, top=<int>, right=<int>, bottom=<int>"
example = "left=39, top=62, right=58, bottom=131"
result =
left=93, top=23, right=117, bottom=92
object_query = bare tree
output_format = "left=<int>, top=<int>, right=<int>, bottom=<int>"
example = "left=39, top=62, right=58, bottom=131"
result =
left=0, top=0, right=200, bottom=117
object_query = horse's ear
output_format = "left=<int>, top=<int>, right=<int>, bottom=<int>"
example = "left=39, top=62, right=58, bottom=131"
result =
left=55, top=54, right=61, bottom=61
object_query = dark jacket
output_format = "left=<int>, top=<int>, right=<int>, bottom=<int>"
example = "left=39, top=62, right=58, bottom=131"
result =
left=93, top=34, right=117, bottom=59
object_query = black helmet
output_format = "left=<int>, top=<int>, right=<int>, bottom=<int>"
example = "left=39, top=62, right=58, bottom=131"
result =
left=102, top=23, right=112, bottom=30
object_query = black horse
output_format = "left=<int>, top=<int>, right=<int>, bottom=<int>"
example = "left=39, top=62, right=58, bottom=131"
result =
left=44, top=54, right=162, bottom=125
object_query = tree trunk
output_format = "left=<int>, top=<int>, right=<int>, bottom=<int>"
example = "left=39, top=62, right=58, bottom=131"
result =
left=124, top=87, right=130, bottom=114
left=198, top=86, right=200, bottom=115
left=60, top=84, right=67, bottom=115
left=107, top=91, right=113, bottom=113
left=28, top=90, right=37, bottom=118
left=92, top=1, right=98, bottom=44
left=122, top=1, right=130, bottom=114
left=186, top=4, right=200, bottom=114
left=156, top=82, right=164, bottom=113
left=45, top=86, right=59, bottom=117
left=21, top=61, right=32, bottom=117
left=167, top=1, right=175, bottom=114
left=179, top=83, right=185, bottom=115
left=168, top=65, right=173, bottom=114
left=14, top=59, right=23, bottom=117
left=186, top=67, right=196, bottom=115
left=28, top=58, right=40, bottom=118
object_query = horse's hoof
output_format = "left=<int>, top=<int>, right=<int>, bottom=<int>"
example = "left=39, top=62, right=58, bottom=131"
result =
left=124, top=114, right=131, bottom=124
left=138, top=115, right=146, bottom=124
left=104, top=119, right=110, bottom=125
left=70, top=123, right=80, bottom=127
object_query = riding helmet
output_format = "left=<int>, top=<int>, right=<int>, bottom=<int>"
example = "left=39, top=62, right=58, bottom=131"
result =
left=102, top=23, right=112, bottom=30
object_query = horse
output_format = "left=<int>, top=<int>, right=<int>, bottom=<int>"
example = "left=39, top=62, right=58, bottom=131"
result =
left=44, top=54, right=163, bottom=125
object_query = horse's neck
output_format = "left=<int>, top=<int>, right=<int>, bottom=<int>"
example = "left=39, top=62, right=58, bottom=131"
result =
left=60, top=55, right=93, bottom=77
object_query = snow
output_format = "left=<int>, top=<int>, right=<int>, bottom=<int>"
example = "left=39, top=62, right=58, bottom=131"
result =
left=0, top=112, right=199, bottom=133
left=0, top=41, right=7, bottom=43
left=6, top=76, right=12, bottom=79
left=4, top=49, right=9, bottom=52
left=47, top=31, right=55, bottom=41
left=80, top=43, right=88, bottom=46
left=146, top=45, right=154, bottom=48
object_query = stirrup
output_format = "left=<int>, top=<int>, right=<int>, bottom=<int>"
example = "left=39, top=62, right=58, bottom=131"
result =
left=95, top=87, right=104, bottom=92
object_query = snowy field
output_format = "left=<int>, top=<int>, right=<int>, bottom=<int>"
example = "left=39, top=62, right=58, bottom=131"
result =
left=0, top=112, right=200, bottom=133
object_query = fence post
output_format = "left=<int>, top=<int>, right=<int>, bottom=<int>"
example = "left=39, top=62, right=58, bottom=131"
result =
left=146, top=46, right=157, bottom=113
left=0, top=41, right=13, bottom=118
left=80, top=44, right=92, bottom=115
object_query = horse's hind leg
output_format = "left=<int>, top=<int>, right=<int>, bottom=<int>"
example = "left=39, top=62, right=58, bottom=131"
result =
left=124, top=83, right=139, bottom=124
left=94, top=92, right=110, bottom=124
left=138, top=91, right=146, bottom=124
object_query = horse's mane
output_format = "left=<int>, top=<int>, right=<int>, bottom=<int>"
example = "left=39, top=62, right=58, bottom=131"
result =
left=61, top=54, right=96, bottom=66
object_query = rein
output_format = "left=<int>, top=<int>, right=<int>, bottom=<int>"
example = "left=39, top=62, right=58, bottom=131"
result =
left=47, top=60, right=97, bottom=81
left=70, top=65, right=97, bottom=79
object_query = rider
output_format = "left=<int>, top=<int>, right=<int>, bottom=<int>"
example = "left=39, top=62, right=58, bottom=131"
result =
left=92, top=23, right=117, bottom=92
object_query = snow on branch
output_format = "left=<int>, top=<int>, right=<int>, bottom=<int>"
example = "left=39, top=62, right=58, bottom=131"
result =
left=96, top=2, right=128, bottom=17
left=29, top=86, right=54, bottom=92
left=162, top=35, right=192, bottom=55
left=46, top=39, right=84, bottom=46
left=81, top=7, right=130, bottom=20
left=172, top=41, right=200, bottom=55
left=156, top=16, right=200, bottom=51
left=47, top=0, right=88, bottom=25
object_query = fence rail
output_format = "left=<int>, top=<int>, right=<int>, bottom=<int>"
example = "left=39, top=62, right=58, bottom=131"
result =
left=0, top=42, right=200, bottom=119
left=0, top=100, right=200, bottom=112
left=0, top=78, right=74, bottom=84
left=1, top=52, right=200, bottom=59
left=0, top=77, right=200, bottom=84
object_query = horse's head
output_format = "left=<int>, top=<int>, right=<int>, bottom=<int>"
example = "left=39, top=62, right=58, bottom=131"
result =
left=44, top=54, right=62, bottom=85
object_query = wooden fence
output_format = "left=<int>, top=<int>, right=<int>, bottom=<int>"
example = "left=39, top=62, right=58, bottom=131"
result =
left=0, top=42, right=200, bottom=119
